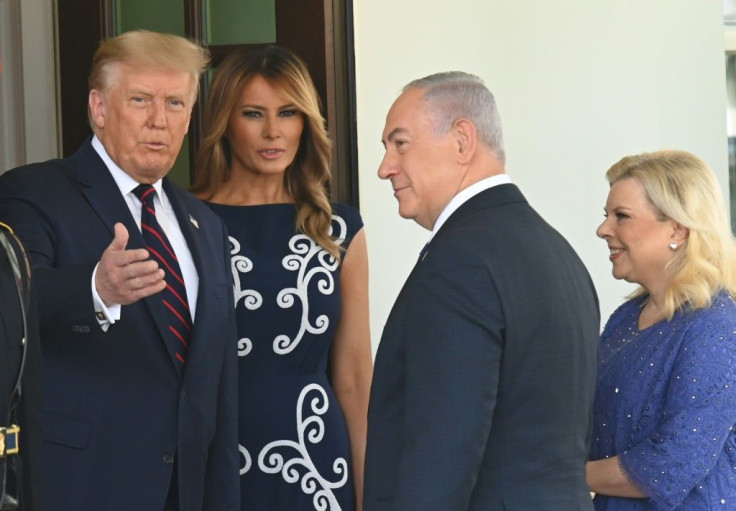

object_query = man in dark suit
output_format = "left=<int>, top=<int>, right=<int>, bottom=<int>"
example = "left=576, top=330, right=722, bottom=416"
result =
left=363, top=72, right=599, bottom=510
left=0, top=30, right=238, bottom=510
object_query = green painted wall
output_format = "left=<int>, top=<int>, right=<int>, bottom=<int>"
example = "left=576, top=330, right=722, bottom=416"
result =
left=117, top=0, right=185, bottom=36
left=206, top=0, right=276, bottom=45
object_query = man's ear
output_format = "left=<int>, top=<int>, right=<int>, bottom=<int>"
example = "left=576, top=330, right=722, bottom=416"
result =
left=453, top=118, right=476, bottom=164
left=89, top=89, right=105, bottom=129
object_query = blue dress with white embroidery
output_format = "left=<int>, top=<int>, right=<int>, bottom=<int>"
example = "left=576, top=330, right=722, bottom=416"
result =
left=590, top=290, right=736, bottom=510
left=206, top=202, right=362, bottom=511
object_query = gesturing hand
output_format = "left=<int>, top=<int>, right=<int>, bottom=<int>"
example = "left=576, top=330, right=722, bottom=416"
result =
left=96, top=222, right=166, bottom=306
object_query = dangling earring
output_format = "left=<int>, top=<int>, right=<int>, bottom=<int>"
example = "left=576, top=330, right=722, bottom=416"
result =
left=669, top=243, right=678, bottom=251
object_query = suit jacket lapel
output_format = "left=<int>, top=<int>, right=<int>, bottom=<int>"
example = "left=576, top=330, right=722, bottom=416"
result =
left=76, top=141, right=141, bottom=245
left=75, top=140, right=180, bottom=375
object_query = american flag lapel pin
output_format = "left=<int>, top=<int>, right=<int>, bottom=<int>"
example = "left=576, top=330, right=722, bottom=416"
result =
left=189, top=214, right=199, bottom=229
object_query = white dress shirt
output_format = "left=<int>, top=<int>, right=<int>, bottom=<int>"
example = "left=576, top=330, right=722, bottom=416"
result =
left=91, top=136, right=199, bottom=327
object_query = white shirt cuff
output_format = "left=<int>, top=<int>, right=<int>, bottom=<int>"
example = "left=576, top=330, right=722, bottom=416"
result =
left=92, top=263, right=121, bottom=331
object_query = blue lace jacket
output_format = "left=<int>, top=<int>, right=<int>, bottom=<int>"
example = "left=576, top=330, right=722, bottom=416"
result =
left=590, top=290, right=736, bottom=510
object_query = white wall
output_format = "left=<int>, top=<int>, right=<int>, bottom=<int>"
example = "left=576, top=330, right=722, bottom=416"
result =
left=353, top=1, right=728, bottom=353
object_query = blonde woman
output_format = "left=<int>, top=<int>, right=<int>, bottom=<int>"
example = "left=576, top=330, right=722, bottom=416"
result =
left=588, top=150, right=736, bottom=509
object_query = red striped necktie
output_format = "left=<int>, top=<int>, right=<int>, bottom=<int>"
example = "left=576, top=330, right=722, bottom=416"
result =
left=133, top=184, right=192, bottom=366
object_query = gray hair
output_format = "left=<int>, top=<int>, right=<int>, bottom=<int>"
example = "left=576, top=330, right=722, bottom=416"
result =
left=404, top=71, right=505, bottom=163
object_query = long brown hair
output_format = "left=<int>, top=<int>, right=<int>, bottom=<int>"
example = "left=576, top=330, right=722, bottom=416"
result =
left=191, top=46, right=338, bottom=259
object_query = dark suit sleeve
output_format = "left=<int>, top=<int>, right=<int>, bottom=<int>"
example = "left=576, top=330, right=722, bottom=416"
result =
left=0, top=193, right=101, bottom=340
left=203, top=222, right=240, bottom=510
left=394, top=242, right=503, bottom=510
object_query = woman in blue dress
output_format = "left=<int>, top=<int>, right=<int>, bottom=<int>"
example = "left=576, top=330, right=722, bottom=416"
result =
left=191, top=46, right=372, bottom=511
left=589, top=150, right=736, bottom=510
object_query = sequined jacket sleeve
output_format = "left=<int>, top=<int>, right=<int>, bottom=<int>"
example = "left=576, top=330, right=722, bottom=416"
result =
left=618, top=294, right=736, bottom=510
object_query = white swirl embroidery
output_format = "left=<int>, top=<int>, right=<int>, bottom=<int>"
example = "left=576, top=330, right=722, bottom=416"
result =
left=237, top=337, right=252, bottom=357
left=230, top=236, right=262, bottom=357
left=273, top=215, right=347, bottom=355
left=258, top=384, right=347, bottom=510
left=239, top=444, right=252, bottom=475
left=231, top=236, right=263, bottom=310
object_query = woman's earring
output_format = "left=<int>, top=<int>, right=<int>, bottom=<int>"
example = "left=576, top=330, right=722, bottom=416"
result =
left=669, top=243, right=678, bottom=251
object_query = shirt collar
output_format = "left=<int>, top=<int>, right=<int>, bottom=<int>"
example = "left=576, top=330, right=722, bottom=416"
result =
left=430, top=173, right=511, bottom=240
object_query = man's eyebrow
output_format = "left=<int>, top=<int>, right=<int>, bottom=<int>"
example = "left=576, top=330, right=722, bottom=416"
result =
left=125, top=88, right=188, bottom=101
left=382, top=127, right=409, bottom=146
left=127, top=88, right=152, bottom=97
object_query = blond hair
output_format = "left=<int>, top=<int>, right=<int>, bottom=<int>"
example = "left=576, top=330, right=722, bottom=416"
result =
left=605, top=149, right=736, bottom=318
left=191, top=45, right=338, bottom=260
left=87, top=29, right=210, bottom=130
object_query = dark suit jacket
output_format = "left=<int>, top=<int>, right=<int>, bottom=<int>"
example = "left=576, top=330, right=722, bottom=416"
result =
left=0, top=228, right=42, bottom=510
left=364, top=184, right=599, bottom=511
left=0, top=139, right=239, bottom=511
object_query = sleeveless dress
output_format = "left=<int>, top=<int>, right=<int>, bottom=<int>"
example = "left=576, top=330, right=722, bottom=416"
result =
left=206, top=202, right=363, bottom=511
